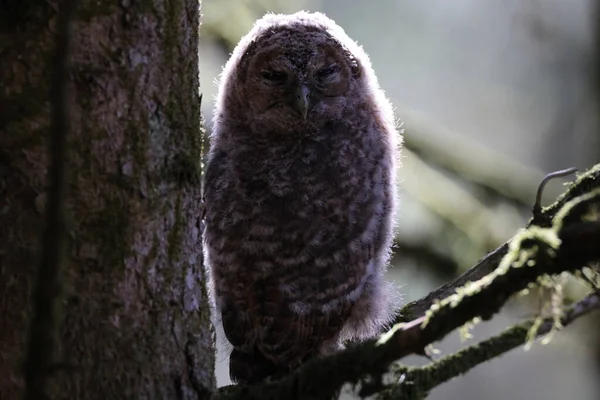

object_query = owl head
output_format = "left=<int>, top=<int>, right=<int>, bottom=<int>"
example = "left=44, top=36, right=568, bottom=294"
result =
left=212, top=11, right=393, bottom=139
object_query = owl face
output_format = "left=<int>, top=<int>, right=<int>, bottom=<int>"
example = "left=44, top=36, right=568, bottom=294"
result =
left=237, top=28, right=360, bottom=134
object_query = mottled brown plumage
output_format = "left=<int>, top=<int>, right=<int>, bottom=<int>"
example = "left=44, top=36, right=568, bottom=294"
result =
left=203, top=11, right=403, bottom=384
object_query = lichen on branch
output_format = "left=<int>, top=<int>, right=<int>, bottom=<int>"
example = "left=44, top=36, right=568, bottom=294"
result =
left=380, top=288, right=600, bottom=400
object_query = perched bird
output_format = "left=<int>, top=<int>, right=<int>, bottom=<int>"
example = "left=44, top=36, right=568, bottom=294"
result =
left=203, top=11, right=402, bottom=384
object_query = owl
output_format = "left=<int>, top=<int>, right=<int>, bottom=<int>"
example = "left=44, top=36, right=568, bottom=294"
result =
left=203, top=11, right=402, bottom=384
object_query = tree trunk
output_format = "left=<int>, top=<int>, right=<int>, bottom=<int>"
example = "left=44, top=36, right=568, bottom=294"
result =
left=0, top=0, right=215, bottom=398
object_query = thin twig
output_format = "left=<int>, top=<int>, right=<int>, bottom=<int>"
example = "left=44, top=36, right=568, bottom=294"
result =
left=22, top=1, right=77, bottom=399
left=533, top=167, right=578, bottom=216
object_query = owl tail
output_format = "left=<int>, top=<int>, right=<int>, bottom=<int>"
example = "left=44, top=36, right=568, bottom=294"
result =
left=229, top=347, right=290, bottom=384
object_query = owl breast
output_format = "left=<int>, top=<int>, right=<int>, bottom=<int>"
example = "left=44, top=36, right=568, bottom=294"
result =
left=207, top=121, right=390, bottom=275
left=204, top=120, right=393, bottom=371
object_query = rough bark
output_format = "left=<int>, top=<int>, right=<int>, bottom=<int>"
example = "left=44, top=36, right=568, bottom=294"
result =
left=0, top=0, right=214, bottom=399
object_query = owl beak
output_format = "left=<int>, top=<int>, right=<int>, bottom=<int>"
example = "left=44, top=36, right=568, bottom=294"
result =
left=292, top=84, right=312, bottom=120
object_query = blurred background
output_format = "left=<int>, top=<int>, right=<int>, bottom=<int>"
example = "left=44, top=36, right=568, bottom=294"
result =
left=198, top=0, right=600, bottom=398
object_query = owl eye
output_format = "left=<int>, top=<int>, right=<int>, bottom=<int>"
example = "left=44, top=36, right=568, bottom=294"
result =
left=314, top=65, right=339, bottom=81
left=261, top=70, right=288, bottom=85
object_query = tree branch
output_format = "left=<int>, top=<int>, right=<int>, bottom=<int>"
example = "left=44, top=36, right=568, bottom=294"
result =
left=23, top=0, right=77, bottom=399
left=216, top=164, right=600, bottom=400
left=380, top=288, right=600, bottom=400
left=397, top=163, right=600, bottom=323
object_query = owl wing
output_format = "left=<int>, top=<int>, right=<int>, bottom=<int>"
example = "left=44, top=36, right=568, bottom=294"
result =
left=219, top=257, right=364, bottom=374
left=204, top=149, right=252, bottom=346
left=203, top=148, right=228, bottom=201
left=250, top=274, right=355, bottom=366
left=248, top=191, right=381, bottom=365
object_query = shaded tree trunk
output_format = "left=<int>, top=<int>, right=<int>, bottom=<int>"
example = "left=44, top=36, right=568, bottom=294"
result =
left=0, top=0, right=214, bottom=398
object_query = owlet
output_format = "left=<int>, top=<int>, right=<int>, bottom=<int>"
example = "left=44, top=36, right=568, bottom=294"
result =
left=203, top=11, right=402, bottom=384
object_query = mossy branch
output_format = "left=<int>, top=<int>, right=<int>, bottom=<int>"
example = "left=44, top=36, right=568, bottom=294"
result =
left=215, top=163, right=600, bottom=400
left=380, top=288, right=600, bottom=400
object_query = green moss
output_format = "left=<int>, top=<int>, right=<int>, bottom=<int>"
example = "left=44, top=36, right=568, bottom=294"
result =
left=131, top=0, right=159, bottom=14
left=163, top=94, right=203, bottom=187
left=197, top=272, right=214, bottom=331
left=552, top=187, right=600, bottom=231
left=95, top=195, right=132, bottom=273
left=376, top=322, right=410, bottom=346
left=77, top=1, right=117, bottom=22
left=164, top=0, right=182, bottom=70
left=421, top=226, right=561, bottom=328
left=167, top=197, right=182, bottom=263
left=127, top=65, right=150, bottom=174
left=540, top=164, right=600, bottom=220
left=159, top=0, right=204, bottom=189
left=394, top=308, right=418, bottom=324
left=382, top=322, right=535, bottom=399
left=143, top=234, right=160, bottom=270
